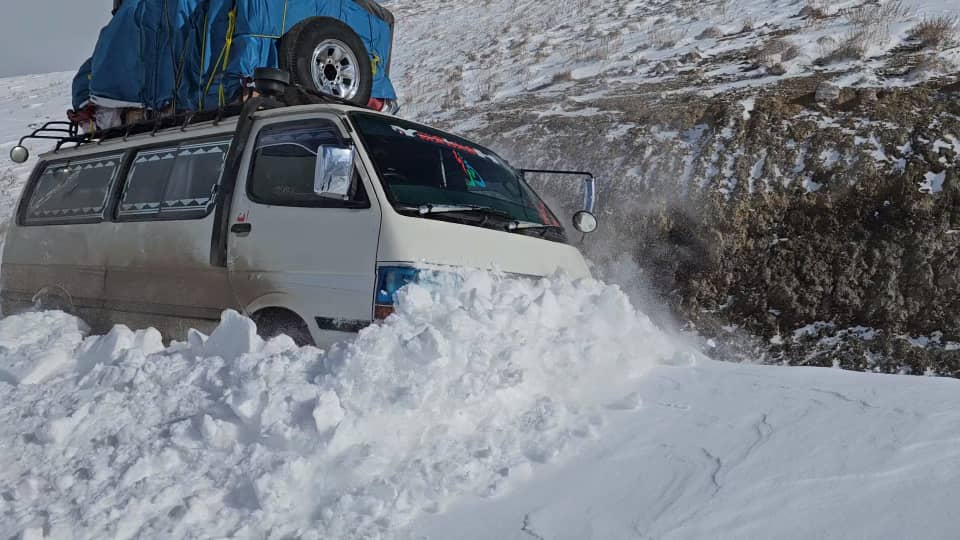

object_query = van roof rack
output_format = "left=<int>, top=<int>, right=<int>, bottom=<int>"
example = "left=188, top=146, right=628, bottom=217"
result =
left=14, top=121, right=83, bottom=152
left=14, top=82, right=358, bottom=155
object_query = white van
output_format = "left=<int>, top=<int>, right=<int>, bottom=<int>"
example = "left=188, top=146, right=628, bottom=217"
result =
left=3, top=84, right=597, bottom=346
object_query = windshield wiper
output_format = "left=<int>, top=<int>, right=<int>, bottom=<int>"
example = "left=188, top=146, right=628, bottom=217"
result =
left=419, top=204, right=513, bottom=218
left=507, top=220, right=564, bottom=237
left=508, top=221, right=562, bottom=231
left=397, top=204, right=514, bottom=220
left=396, top=205, right=563, bottom=237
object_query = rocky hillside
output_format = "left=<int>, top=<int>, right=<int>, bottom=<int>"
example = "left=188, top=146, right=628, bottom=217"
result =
left=0, top=1, right=956, bottom=376
left=390, top=0, right=960, bottom=375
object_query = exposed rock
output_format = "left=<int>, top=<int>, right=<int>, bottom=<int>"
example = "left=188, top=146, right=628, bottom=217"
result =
left=452, top=75, right=960, bottom=376
left=679, top=51, right=703, bottom=64
left=697, top=26, right=724, bottom=40
left=815, top=81, right=841, bottom=104
left=767, top=63, right=787, bottom=76
left=651, top=60, right=678, bottom=76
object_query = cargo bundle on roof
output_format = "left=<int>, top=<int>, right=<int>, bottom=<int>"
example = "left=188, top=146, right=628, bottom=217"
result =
left=71, top=0, right=398, bottom=129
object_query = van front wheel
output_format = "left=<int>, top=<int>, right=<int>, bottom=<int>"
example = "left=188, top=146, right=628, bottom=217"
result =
left=279, top=17, right=373, bottom=106
left=252, top=308, right=314, bottom=347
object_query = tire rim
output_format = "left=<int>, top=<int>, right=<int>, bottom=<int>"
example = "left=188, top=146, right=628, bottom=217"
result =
left=311, top=39, right=361, bottom=100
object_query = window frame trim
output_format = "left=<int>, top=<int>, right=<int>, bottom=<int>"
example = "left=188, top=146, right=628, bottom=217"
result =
left=113, top=136, right=233, bottom=223
left=18, top=150, right=129, bottom=227
left=245, top=118, right=372, bottom=210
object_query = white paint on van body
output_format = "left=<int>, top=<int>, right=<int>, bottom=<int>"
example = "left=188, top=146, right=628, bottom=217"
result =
left=375, top=210, right=591, bottom=278
left=228, top=111, right=384, bottom=343
left=2, top=104, right=593, bottom=347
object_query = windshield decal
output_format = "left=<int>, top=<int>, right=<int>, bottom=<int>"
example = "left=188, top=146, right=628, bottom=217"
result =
left=391, top=125, right=495, bottom=162
left=536, top=200, right=561, bottom=227
left=453, top=151, right=487, bottom=188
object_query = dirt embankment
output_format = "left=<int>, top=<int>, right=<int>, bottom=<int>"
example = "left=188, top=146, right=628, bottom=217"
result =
left=456, top=75, right=960, bottom=375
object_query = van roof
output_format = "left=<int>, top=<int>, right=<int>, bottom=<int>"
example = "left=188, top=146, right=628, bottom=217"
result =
left=37, top=102, right=385, bottom=162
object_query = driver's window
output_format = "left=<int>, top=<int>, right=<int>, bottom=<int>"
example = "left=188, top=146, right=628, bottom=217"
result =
left=249, top=120, right=368, bottom=207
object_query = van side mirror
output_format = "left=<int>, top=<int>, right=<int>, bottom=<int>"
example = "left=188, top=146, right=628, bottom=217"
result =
left=314, top=145, right=355, bottom=200
left=10, top=145, right=29, bottom=164
left=520, top=168, right=600, bottom=234
left=572, top=211, right=598, bottom=233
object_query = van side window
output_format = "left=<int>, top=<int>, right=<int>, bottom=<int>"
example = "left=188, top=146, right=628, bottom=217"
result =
left=249, top=121, right=369, bottom=207
left=24, top=153, right=124, bottom=226
left=118, top=139, right=230, bottom=220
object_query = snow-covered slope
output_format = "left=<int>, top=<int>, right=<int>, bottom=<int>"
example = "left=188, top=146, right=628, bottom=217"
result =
left=390, top=0, right=959, bottom=122
left=411, top=359, right=960, bottom=540
left=1, top=2, right=960, bottom=539
left=0, top=72, right=73, bottom=231
left=2, top=271, right=960, bottom=540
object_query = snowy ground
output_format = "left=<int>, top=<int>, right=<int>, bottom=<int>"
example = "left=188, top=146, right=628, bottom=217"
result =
left=2, top=272, right=960, bottom=540
left=390, top=0, right=960, bottom=122
left=1, top=2, right=960, bottom=538
left=0, top=72, right=73, bottom=234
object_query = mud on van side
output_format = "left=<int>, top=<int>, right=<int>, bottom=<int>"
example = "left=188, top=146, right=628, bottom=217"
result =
left=3, top=99, right=598, bottom=347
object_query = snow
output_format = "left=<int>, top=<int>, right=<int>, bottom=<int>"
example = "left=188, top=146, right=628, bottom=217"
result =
left=410, top=360, right=960, bottom=540
left=0, top=1, right=959, bottom=537
left=0, top=270, right=958, bottom=539
left=0, top=270, right=682, bottom=539
left=0, top=72, right=73, bottom=235
left=0, top=311, right=87, bottom=385
left=740, top=97, right=756, bottom=121
left=919, top=170, right=947, bottom=194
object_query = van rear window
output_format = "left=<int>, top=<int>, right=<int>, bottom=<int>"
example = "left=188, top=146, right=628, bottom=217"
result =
left=118, top=139, right=230, bottom=220
left=24, top=154, right=124, bottom=226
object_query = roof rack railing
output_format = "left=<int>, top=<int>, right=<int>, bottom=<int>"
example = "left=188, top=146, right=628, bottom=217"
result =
left=8, top=121, right=87, bottom=162
left=20, top=121, right=82, bottom=149
left=9, top=71, right=360, bottom=164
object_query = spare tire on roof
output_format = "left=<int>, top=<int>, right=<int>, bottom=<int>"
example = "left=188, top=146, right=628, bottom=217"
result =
left=279, top=17, right=373, bottom=107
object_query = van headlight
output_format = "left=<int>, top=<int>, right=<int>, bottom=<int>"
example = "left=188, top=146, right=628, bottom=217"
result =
left=374, top=266, right=420, bottom=320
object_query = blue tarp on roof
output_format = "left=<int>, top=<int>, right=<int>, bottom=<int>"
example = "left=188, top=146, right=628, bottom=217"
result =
left=73, top=0, right=396, bottom=112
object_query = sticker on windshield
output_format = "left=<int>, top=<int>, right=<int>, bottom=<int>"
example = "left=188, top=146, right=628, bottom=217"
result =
left=453, top=151, right=486, bottom=188
left=536, top=200, right=561, bottom=227
left=391, top=125, right=495, bottom=163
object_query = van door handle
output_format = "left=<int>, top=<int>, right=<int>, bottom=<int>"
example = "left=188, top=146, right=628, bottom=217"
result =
left=231, top=223, right=252, bottom=236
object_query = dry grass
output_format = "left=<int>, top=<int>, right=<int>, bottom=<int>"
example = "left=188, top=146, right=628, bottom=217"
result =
left=844, top=1, right=909, bottom=27
left=752, top=38, right=799, bottom=67
left=573, top=33, right=623, bottom=62
left=799, top=2, right=829, bottom=21
left=714, top=0, right=730, bottom=20
left=815, top=1, right=912, bottom=64
left=904, top=53, right=955, bottom=81
left=650, top=27, right=687, bottom=50
left=815, top=32, right=869, bottom=65
left=781, top=44, right=801, bottom=62
left=909, top=16, right=958, bottom=49
left=844, top=1, right=909, bottom=47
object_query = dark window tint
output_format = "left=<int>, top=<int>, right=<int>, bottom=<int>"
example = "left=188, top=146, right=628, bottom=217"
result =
left=119, top=140, right=229, bottom=220
left=249, top=121, right=367, bottom=206
left=24, top=154, right=123, bottom=225
left=350, top=112, right=562, bottom=228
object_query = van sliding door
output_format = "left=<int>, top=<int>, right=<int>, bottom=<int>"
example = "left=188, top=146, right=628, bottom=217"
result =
left=102, top=138, right=236, bottom=337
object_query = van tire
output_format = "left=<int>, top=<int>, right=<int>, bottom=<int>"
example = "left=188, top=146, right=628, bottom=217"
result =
left=252, top=308, right=314, bottom=347
left=279, top=17, right=373, bottom=106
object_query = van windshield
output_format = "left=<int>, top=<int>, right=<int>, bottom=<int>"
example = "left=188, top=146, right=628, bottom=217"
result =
left=349, top=113, right=563, bottom=236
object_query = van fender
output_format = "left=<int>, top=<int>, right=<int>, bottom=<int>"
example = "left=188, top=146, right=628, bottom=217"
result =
left=243, top=292, right=311, bottom=326
left=32, top=286, right=76, bottom=314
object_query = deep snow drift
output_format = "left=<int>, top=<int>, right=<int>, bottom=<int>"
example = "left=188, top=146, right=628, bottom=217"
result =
left=0, top=271, right=682, bottom=539
left=2, top=271, right=960, bottom=540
